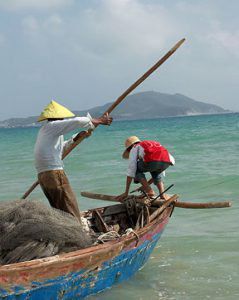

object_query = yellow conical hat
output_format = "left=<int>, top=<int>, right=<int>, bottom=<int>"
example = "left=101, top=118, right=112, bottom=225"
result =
left=38, top=100, right=75, bottom=122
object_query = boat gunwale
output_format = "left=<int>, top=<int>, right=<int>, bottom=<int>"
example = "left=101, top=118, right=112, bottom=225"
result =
left=0, top=206, right=172, bottom=276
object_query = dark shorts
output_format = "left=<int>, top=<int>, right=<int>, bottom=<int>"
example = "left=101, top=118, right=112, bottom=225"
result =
left=134, top=160, right=171, bottom=185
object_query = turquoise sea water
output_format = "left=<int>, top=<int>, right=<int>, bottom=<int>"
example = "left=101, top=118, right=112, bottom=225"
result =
left=0, top=113, right=238, bottom=299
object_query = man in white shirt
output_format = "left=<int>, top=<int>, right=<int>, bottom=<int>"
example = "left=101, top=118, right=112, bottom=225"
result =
left=34, top=100, right=112, bottom=222
left=116, top=136, right=175, bottom=202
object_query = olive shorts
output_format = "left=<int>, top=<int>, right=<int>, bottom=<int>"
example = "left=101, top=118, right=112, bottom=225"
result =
left=38, top=170, right=81, bottom=222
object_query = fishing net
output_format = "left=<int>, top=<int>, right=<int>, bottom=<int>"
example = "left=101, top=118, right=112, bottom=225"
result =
left=0, top=199, right=94, bottom=265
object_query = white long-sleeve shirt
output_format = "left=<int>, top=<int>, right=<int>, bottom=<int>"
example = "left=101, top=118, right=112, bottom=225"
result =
left=127, top=145, right=175, bottom=178
left=34, top=117, right=94, bottom=174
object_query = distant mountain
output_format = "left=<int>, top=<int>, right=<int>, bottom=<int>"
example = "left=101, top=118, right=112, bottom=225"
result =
left=0, top=91, right=229, bottom=128
left=0, top=116, right=39, bottom=128
left=75, top=91, right=228, bottom=120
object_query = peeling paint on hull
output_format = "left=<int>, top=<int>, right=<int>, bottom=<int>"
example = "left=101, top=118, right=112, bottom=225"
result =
left=0, top=208, right=172, bottom=299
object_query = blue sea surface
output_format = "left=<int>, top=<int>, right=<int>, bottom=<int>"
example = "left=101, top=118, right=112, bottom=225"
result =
left=0, top=113, right=238, bottom=299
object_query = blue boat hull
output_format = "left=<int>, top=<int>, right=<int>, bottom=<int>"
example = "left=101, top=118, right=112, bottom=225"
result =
left=0, top=207, right=172, bottom=299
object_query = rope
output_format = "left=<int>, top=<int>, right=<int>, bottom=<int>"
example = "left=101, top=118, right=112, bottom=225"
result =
left=95, top=231, right=120, bottom=244
left=123, top=228, right=139, bottom=242
left=94, top=228, right=140, bottom=244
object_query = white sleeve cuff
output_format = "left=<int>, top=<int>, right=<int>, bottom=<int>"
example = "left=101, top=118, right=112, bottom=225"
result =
left=87, top=112, right=95, bottom=130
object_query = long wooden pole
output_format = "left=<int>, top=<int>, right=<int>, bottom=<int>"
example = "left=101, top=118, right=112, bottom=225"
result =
left=21, top=38, right=185, bottom=199
left=80, top=192, right=232, bottom=209
left=62, top=38, right=186, bottom=158
left=105, top=38, right=186, bottom=115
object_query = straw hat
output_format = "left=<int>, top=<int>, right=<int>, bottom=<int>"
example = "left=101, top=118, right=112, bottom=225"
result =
left=122, top=136, right=141, bottom=159
left=38, top=100, right=75, bottom=122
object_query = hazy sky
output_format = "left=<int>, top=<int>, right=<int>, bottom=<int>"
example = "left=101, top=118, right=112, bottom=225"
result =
left=0, top=0, right=238, bottom=121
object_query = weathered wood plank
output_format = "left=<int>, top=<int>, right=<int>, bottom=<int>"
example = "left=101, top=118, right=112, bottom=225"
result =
left=81, top=192, right=232, bottom=209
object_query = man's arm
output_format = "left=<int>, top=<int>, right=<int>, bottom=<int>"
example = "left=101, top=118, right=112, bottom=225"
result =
left=91, top=113, right=112, bottom=127
left=116, top=176, right=133, bottom=202
left=62, top=130, right=91, bottom=157
left=70, top=113, right=113, bottom=144
left=72, top=130, right=91, bottom=142
left=125, top=176, right=133, bottom=195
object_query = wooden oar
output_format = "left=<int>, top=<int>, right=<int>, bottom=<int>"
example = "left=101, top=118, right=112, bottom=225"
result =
left=21, top=38, right=185, bottom=199
left=80, top=192, right=232, bottom=209
left=149, top=194, right=178, bottom=222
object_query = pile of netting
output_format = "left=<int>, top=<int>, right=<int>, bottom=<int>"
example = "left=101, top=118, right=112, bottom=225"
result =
left=0, top=199, right=93, bottom=265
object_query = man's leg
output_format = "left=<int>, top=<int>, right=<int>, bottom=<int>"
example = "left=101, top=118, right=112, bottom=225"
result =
left=38, top=170, right=82, bottom=222
left=153, top=179, right=169, bottom=200
left=150, top=162, right=171, bottom=199
left=139, top=177, right=155, bottom=197
left=135, top=160, right=155, bottom=197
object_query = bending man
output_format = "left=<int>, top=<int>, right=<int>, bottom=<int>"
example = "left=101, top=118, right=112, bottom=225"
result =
left=116, top=136, right=175, bottom=202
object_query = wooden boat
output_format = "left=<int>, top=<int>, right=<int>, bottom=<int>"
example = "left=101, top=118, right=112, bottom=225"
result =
left=0, top=194, right=177, bottom=299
